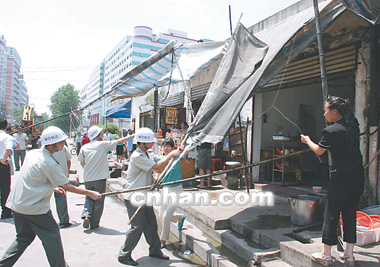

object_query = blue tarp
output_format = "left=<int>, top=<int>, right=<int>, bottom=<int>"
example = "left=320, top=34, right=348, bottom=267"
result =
left=105, top=101, right=131, bottom=118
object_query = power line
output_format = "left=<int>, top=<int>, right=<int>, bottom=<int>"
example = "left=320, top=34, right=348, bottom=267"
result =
left=25, top=78, right=88, bottom=82
left=21, top=65, right=95, bottom=71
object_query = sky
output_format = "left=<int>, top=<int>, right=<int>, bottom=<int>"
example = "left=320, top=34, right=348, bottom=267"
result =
left=0, top=0, right=299, bottom=115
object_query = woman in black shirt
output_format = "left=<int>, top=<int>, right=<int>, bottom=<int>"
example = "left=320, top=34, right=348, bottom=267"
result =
left=301, top=96, right=364, bottom=266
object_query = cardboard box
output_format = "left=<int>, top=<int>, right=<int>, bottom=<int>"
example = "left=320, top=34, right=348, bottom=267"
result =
left=180, top=158, right=195, bottom=179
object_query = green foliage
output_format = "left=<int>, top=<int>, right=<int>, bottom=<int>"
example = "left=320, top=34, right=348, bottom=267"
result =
left=95, top=122, right=120, bottom=135
left=40, top=112, right=51, bottom=129
left=49, top=83, right=80, bottom=133
left=294, top=167, right=302, bottom=182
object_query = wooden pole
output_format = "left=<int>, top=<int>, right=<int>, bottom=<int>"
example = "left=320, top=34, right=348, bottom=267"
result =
left=228, top=5, right=249, bottom=193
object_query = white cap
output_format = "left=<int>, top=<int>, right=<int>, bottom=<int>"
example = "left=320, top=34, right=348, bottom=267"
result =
left=41, top=126, right=68, bottom=146
left=135, top=127, right=156, bottom=143
left=88, top=125, right=103, bottom=141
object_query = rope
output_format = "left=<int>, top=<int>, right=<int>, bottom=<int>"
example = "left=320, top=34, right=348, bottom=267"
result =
left=158, top=52, right=174, bottom=105
left=173, top=50, right=195, bottom=119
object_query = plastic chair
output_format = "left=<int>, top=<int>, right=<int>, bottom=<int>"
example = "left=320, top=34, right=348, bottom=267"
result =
left=212, top=158, right=223, bottom=172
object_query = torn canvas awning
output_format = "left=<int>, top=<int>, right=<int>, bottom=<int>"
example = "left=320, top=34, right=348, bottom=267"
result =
left=105, top=100, right=131, bottom=118
left=110, top=40, right=224, bottom=98
left=341, top=0, right=380, bottom=24
left=188, top=0, right=376, bottom=144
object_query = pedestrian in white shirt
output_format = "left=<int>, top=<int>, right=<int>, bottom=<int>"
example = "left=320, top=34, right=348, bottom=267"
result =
left=75, top=132, right=84, bottom=156
left=0, top=126, right=101, bottom=266
left=0, top=119, right=14, bottom=219
left=103, top=129, right=111, bottom=141
left=5, top=126, right=17, bottom=176
left=12, top=126, right=29, bottom=171
left=78, top=125, right=134, bottom=230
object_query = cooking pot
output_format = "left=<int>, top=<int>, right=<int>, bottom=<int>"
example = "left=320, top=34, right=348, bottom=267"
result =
left=289, top=195, right=323, bottom=226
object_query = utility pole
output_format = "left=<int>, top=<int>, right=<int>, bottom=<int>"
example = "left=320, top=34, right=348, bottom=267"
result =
left=154, top=87, right=158, bottom=132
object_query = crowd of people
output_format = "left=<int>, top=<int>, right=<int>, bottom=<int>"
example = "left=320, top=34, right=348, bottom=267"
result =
left=0, top=122, right=190, bottom=266
left=0, top=96, right=367, bottom=266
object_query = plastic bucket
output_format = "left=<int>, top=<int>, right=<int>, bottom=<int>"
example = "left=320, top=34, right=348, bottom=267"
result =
left=289, top=195, right=323, bottom=226
left=361, top=205, right=380, bottom=216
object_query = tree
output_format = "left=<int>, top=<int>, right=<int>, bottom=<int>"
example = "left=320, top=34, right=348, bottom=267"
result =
left=40, top=112, right=52, bottom=129
left=95, top=123, right=120, bottom=135
left=49, top=83, right=80, bottom=133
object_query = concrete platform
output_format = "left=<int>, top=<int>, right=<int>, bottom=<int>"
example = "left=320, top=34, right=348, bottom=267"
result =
left=106, top=161, right=380, bottom=266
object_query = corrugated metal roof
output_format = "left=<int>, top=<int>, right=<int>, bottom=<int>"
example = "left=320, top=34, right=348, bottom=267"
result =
left=264, top=45, right=357, bottom=89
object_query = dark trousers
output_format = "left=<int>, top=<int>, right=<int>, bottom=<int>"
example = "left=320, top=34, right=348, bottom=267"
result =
left=81, top=179, right=106, bottom=228
left=76, top=143, right=81, bottom=156
left=0, top=211, right=67, bottom=267
left=54, top=191, right=70, bottom=225
left=322, top=168, right=364, bottom=245
left=13, top=150, right=26, bottom=170
left=118, top=200, right=161, bottom=259
left=0, top=163, right=11, bottom=217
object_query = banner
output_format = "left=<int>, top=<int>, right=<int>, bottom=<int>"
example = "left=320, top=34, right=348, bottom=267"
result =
left=165, top=107, right=178, bottom=125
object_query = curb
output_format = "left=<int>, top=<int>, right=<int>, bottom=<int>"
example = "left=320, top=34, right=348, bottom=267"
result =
left=106, top=179, right=241, bottom=267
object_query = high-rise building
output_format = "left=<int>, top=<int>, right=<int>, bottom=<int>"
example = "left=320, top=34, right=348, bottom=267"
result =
left=81, top=26, right=198, bottom=128
left=80, top=62, right=105, bottom=127
left=20, top=74, right=28, bottom=106
left=0, top=36, right=28, bottom=122
left=0, top=35, right=7, bottom=117
left=5, top=47, right=22, bottom=121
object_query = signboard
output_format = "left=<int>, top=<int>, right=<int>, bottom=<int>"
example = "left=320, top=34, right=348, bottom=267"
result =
left=32, top=116, right=43, bottom=135
left=165, top=107, right=177, bottom=125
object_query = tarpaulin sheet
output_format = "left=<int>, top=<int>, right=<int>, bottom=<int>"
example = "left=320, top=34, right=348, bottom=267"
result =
left=105, top=100, right=131, bottom=118
left=188, top=0, right=344, bottom=144
left=80, top=40, right=223, bottom=110
left=110, top=40, right=224, bottom=98
left=341, top=0, right=380, bottom=24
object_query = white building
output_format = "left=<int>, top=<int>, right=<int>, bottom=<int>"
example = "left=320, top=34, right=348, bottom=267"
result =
left=80, top=62, right=105, bottom=127
left=19, top=74, right=28, bottom=106
left=0, top=35, right=7, bottom=118
left=81, top=26, right=198, bottom=130
left=5, top=47, right=23, bottom=123
left=0, top=36, right=28, bottom=122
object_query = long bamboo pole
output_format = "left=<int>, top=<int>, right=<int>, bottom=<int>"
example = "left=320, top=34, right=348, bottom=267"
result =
left=126, top=135, right=190, bottom=224
left=312, top=0, right=332, bottom=172
left=313, top=0, right=329, bottom=100
left=102, top=149, right=310, bottom=197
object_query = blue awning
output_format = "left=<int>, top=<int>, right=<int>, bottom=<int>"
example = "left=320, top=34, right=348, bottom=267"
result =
left=105, top=101, right=131, bottom=118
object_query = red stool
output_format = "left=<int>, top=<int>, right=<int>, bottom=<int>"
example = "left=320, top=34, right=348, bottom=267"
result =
left=212, top=158, right=223, bottom=172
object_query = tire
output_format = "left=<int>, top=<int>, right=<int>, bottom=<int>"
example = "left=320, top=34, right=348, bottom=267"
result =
left=70, top=147, right=77, bottom=155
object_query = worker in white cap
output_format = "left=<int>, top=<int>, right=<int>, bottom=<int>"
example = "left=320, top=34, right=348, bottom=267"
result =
left=118, top=127, right=181, bottom=266
left=0, top=126, right=102, bottom=267
left=78, top=125, right=134, bottom=230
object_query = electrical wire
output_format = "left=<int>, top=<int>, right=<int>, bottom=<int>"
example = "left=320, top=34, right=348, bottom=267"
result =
left=251, top=26, right=301, bottom=132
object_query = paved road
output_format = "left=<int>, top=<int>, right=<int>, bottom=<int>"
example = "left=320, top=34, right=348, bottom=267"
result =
left=0, top=150, right=199, bottom=267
